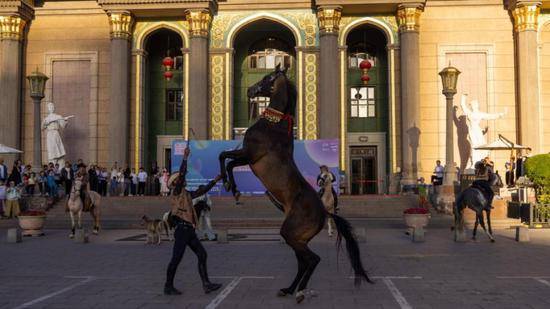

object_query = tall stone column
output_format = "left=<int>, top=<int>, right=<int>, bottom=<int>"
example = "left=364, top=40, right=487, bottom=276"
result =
left=107, top=11, right=133, bottom=167
left=512, top=1, right=541, bottom=153
left=0, top=15, right=26, bottom=157
left=397, top=3, right=424, bottom=185
left=186, top=9, right=211, bottom=139
left=317, top=6, right=342, bottom=139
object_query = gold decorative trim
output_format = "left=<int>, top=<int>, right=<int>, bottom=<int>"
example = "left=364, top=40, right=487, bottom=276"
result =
left=317, top=6, right=342, bottom=34
left=396, top=4, right=423, bottom=33
left=304, top=53, right=318, bottom=140
left=298, top=50, right=304, bottom=139
left=340, top=49, right=346, bottom=170
left=211, top=54, right=225, bottom=140
left=0, top=15, right=26, bottom=41
left=512, top=3, right=541, bottom=32
left=186, top=9, right=211, bottom=38
left=134, top=51, right=143, bottom=171
left=184, top=52, right=189, bottom=140
left=108, top=11, right=134, bottom=40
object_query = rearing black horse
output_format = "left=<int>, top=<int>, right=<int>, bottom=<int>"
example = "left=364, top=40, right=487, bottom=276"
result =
left=219, top=65, right=372, bottom=303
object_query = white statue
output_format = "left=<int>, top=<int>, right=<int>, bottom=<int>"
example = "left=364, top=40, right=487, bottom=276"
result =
left=42, top=102, right=74, bottom=166
left=460, top=94, right=506, bottom=167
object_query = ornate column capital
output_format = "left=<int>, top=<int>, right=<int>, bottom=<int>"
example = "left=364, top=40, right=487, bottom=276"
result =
left=316, top=6, right=342, bottom=35
left=108, top=11, right=134, bottom=41
left=511, top=1, right=541, bottom=32
left=396, top=3, right=424, bottom=33
left=186, top=9, right=212, bottom=38
left=0, top=15, right=26, bottom=41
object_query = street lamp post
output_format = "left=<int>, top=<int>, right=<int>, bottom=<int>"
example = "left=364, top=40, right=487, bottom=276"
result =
left=27, top=69, right=49, bottom=170
left=439, top=64, right=460, bottom=186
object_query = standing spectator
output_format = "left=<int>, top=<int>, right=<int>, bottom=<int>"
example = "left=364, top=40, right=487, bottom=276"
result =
left=505, top=156, right=516, bottom=188
left=160, top=168, right=170, bottom=197
left=102, top=168, right=109, bottom=196
left=431, top=160, right=444, bottom=186
left=117, top=168, right=125, bottom=196
left=98, top=168, right=106, bottom=196
left=0, top=180, right=6, bottom=218
left=54, top=163, right=62, bottom=186
left=417, top=177, right=430, bottom=209
left=5, top=181, right=21, bottom=218
left=37, top=171, right=46, bottom=196
left=0, top=158, right=8, bottom=183
left=137, top=167, right=147, bottom=196
left=61, top=162, right=74, bottom=197
left=123, top=166, right=131, bottom=196
left=109, top=172, right=118, bottom=197
left=46, top=169, right=58, bottom=197
left=8, top=160, right=22, bottom=185
left=89, top=165, right=98, bottom=192
left=27, top=172, right=36, bottom=196
left=130, top=168, right=138, bottom=196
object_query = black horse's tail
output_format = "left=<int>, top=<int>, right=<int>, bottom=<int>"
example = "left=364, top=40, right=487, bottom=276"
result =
left=453, top=192, right=465, bottom=230
left=328, top=213, right=373, bottom=286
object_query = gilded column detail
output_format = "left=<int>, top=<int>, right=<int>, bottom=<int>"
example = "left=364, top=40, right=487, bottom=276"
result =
left=304, top=53, right=318, bottom=140
left=108, top=11, right=134, bottom=41
left=511, top=0, right=542, bottom=152
left=396, top=4, right=423, bottom=33
left=210, top=54, right=225, bottom=140
left=0, top=15, right=26, bottom=41
left=186, top=9, right=212, bottom=38
left=317, top=6, right=342, bottom=34
left=512, top=1, right=541, bottom=32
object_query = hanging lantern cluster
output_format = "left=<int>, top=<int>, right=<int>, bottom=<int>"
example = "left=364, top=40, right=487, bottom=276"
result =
left=162, top=56, right=174, bottom=81
left=359, top=59, right=372, bottom=85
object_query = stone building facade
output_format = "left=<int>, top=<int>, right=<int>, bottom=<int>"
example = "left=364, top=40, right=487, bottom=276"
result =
left=1, top=0, right=549, bottom=194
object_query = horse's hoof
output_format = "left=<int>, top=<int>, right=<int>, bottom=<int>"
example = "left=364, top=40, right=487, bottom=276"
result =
left=490, top=239, right=496, bottom=243
left=223, top=182, right=231, bottom=192
left=69, top=234, right=74, bottom=239
left=92, top=230, right=98, bottom=235
left=234, top=191, right=241, bottom=200
left=295, top=291, right=305, bottom=304
left=277, top=289, right=290, bottom=297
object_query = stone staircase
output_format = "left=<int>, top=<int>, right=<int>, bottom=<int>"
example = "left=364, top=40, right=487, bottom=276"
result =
left=1, top=194, right=420, bottom=230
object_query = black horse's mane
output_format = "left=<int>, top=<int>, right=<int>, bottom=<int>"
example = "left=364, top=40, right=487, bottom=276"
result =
left=284, top=77, right=297, bottom=116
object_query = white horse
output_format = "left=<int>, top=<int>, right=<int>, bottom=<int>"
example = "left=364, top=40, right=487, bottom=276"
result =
left=319, top=172, right=336, bottom=237
left=67, top=179, right=101, bottom=238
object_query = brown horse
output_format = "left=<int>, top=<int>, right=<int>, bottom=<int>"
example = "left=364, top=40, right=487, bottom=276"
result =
left=219, top=65, right=372, bottom=303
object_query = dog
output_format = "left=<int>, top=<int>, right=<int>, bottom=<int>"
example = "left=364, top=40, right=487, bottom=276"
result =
left=162, top=211, right=174, bottom=241
left=141, top=215, right=166, bottom=245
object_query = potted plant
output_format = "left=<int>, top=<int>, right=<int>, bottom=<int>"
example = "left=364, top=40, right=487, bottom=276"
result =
left=18, top=210, right=46, bottom=236
left=403, top=208, right=431, bottom=229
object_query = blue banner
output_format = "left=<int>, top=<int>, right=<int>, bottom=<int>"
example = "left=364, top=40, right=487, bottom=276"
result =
left=171, top=139, right=339, bottom=196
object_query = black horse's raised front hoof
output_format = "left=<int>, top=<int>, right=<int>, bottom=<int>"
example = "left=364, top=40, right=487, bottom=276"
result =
left=490, top=239, right=496, bottom=243
left=277, top=288, right=292, bottom=297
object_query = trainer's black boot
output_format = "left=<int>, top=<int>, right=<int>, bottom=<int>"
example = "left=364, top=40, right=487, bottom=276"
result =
left=203, top=282, right=222, bottom=294
left=164, top=286, right=182, bottom=295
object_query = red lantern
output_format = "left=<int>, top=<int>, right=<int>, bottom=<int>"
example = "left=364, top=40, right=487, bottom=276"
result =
left=359, top=59, right=372, bottom=70
left=162, top=56, right=174, bottom=71
left=163, top=71, right=173, bottom=81
left=361, top=75, right=370, bottom=84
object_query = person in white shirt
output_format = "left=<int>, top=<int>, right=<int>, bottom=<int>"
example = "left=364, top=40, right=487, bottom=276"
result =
left=432, top=160, right=444, bottom=186
left=137, top=168, right=147, bottom=196
left=193, top=187, right=216, bottom=241
left=130, top=168, right=138, bottom=196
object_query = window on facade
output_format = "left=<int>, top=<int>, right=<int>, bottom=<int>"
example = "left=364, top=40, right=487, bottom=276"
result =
left=348, top=42, right=377, bottom=68
left=166, top=89, right=183, bottom=121
left=250, top=96, right=270, bottom=115
left=248, top=38, right=292, bottom=70
left=350, top=87, right=375, bottom=118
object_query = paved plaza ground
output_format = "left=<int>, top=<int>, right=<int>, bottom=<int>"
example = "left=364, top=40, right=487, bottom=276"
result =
left=2, top=225, right=550, bottom=309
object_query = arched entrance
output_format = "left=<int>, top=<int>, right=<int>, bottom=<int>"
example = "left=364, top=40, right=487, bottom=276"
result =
left=232, top=20, right=297, bottom=139
left=143, top=29, right=184, bottom=172
left=345, top=24, right=389, bottom=195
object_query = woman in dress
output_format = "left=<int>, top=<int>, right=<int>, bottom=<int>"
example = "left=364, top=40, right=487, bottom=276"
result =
left=160, top=168, right=170, bottom=197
